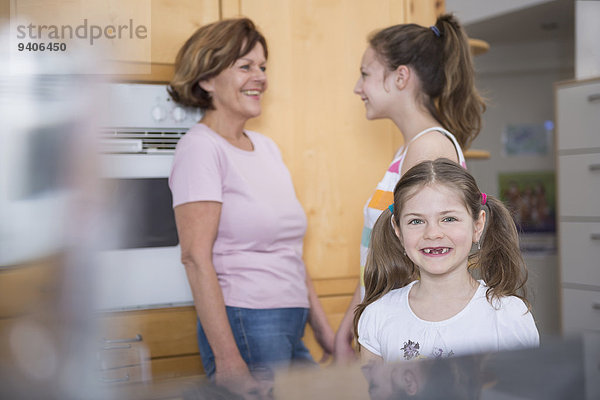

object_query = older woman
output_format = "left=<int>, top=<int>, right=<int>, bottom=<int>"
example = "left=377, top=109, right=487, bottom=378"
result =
left=168, top=18, right=334, bottom=395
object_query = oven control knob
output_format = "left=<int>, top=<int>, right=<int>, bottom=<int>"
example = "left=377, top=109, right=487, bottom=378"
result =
left=151, top=105, right=166, bottom=122
left=172, top=106, right=187, bottom=122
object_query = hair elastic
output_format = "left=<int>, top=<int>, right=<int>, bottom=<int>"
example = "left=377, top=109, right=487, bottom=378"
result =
left=388, top=204, right=394, bottom=213
left=430, top=25, right=441, bottom=38
left=481, top=192, right=487, bottom=205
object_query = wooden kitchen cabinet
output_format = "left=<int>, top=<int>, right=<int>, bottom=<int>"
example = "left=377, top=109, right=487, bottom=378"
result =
left=111, top=0, right=220, bottom=81
left=96, top=306, right=204, bottom=383
left=94, top=279, right=356, bottom=382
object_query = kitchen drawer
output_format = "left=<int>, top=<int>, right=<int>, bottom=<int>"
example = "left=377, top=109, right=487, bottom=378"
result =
left=557, top=153, right=600, bottom=217
left=97, top=307, right=199, bottom=359
left=150, top=354, right=204, bottom=380
left=0, top=258, right=60, bottom=318
left=562, top=287, right=600, bottom=335
left=556, top=79, right=600, bottom=151
left=98, top=342, right=149, bottom=370
left=96, top=306, right=204, bottom=381
left=559, top=222, right=600, bottom=285
left=99, top=363, right=151, bottom=385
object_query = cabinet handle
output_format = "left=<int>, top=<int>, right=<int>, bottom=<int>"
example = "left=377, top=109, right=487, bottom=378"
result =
left=593, top=302, right=600, bottom=310
left=102, top=334, right=143, bottom=344
left=100, top=373, right=130, bottom=384
left=102, top=344, right=132, bottom=350
left=588, top=94, right=600, bottom=103
left=592, top=234, right=600, bottom=241
left=590, top=164, right=600, bottom=172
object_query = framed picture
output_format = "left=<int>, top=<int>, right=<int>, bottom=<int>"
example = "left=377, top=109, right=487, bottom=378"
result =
left=498, top=171, right=556, bottom=234
left=502, top=122, right=552, bottom=156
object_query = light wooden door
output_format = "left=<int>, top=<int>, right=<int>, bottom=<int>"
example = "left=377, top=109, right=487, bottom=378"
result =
left=221, top=0, right=440, bottom=281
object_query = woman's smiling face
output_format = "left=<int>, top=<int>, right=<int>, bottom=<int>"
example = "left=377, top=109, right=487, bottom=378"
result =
left=201, top=42, right=268, bottom=121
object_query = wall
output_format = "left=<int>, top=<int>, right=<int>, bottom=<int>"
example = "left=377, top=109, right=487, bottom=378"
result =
left=449, top=20, right=575, bottom=336
left=576, top=0, right=600, bottom=79
left=446, top=0, right=552, bottom=24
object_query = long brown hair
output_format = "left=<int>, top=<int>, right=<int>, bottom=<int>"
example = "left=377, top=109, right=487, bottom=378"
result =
left=353, top=159, right=529, bottom=341
left=168, top=18, right=268, bottom=109
left=368, top=14, right=485, bottom=149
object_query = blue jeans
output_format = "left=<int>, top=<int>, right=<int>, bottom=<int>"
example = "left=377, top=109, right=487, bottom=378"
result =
left=196, top=307, right=316, bottom=380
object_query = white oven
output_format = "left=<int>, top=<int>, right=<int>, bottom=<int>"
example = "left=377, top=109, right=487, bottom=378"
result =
left=94, top=83, right=201, bottom=311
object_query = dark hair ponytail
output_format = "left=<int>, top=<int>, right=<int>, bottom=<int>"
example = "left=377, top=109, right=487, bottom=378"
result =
left=433, top=14, right=485, bottom=149
left=369, top=14, right=485, bottom=149
left=475, top=196, right=530, bottom=309
left=353, top=208, right=417, bottom=341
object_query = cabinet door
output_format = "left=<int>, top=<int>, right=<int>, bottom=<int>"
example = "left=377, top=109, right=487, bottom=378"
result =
left=97, top=306, right=204, bottom=380
left=559, top=222, right=600, bottom=286
left=562, top=287, right=600, bottom=335
left=556, top=80, right=600, bottom=151
left=557, top=153, right=600, bottom=217
left=405, top=0, right=445, bottom=26
left=98, top=307, right=199, bottom=358
left=117, top=0, right=220, bottom=80
left=150, top=0, right=220, bottom=65
left=222, top=0, right=437, bottom=280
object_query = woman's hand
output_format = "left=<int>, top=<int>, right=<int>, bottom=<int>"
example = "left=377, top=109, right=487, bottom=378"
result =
left=215, top=360, right=271, bottom=400
left=304, top=272, right=335, bottom=363
left=312, top=318, right=335, bottom=363
left=333, top=285, right=361, bottom=364
left=334, top=323, right=357, bottom=364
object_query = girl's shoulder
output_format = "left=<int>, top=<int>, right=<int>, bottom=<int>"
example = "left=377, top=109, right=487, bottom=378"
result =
left=476, top=284, right=530, bottom=315
left=493, top=295, right=530, bottom=315
left=365, top=281, right=417, bottom=311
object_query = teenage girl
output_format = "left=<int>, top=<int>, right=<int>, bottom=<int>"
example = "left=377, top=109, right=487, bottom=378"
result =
left=354, top=159, right=539, bottom=362
left=334, top=14, right=486, bottom=361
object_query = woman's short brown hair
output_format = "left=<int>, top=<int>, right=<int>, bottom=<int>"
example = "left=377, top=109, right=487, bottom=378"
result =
left=168, top=18, right=268, bottom=109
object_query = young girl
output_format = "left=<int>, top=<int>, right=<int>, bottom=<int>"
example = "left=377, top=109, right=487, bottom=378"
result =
left=354, top=159, right=539, bottom=362
left=334, top=13, right=486, bottom=361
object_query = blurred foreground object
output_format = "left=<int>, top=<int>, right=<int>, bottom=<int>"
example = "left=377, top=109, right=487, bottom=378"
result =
left=271, top=334, right=597, bottom=400
left=0, top=23, right=114, bottom=399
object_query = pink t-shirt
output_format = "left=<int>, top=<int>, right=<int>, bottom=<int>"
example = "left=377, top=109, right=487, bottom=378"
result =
left=169, top=123, right=309, bottom=309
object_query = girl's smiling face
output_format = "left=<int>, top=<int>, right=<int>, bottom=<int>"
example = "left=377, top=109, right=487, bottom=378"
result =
left=396, top=183, right=485, bottom=279
left=353, top=47, right=395, bottom=120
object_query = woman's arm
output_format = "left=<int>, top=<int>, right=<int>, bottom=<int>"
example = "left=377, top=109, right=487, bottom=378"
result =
left=333, top=284, right=361, bottom=363
left=305, top=272, right=335, bottom=362
left=175, top=201, right=261, bottom=394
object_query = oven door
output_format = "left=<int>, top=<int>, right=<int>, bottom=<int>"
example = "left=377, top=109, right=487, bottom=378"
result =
left=94, top=154, right=192, bottom=311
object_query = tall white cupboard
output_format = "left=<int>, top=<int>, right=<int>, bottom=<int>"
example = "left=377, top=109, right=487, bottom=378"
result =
left=556, top=78, right=600, bottom=335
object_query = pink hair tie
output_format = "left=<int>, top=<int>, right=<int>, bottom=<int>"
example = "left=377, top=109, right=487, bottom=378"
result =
left=481, top=192, right=487, bottom=205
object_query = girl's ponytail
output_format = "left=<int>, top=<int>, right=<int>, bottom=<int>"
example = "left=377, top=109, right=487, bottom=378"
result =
left=433, top=14, right=486, bottom=149
left=475, top=195, right=530, bottom=309
left=353, top=208, right=416, bottom=341
left=369, top=14, right=485, bottom=150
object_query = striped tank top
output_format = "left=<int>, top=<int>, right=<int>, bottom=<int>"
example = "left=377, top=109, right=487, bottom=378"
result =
left=359, top=127, right=467, bottom=296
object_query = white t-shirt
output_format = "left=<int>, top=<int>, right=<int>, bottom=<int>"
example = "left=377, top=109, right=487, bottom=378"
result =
left=358, top=280, right=539, bottom=362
